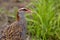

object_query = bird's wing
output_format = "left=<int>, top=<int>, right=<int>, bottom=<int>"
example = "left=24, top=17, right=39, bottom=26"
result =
left=1, top=21, right=22, bottom=40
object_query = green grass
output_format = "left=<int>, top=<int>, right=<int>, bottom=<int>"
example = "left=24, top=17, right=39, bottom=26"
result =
left=0, top=0, right=60, bottom=40
left=26, top=0, right=60, bottom=40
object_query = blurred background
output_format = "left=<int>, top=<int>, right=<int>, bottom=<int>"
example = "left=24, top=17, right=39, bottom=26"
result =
left=0, top=0, right=60, bottom=40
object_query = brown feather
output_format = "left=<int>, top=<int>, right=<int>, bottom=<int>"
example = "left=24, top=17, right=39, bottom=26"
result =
left=1, top=21, right=23, bottom=40
left=16, top=12, right=20, bottom=21
left=0, top=8, right=31, bottom=40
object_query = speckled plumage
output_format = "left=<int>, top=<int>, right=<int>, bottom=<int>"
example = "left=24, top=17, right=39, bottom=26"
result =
left=0, top=8, right=31, bottom=40
left=1, top=21, right=22, bottom=40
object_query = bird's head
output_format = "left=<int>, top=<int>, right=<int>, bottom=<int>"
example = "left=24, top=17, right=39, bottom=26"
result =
left=18, top=8, right=32, bottom=14
left=17, top=8, right=32, bottom=21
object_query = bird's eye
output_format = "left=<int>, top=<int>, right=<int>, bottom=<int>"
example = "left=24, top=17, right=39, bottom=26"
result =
left=22, top=9, right=27, bottom=11
left=18, top=8, right=28, bottom=11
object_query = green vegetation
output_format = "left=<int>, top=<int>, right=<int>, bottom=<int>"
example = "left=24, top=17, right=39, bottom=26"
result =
left=0, top=0, right=60, bottom=40
left=26, top=0, right=60, bottom=40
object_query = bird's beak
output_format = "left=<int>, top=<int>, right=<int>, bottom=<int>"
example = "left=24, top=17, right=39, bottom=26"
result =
left=26, top=9, right=32, bottom=15
left=26, top=9, right=32, bottom=13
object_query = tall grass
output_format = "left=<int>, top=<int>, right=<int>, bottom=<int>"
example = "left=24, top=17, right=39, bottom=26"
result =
left=0, top=0, right=60, bottom=40
left=26, top=0, right=60, bottom=40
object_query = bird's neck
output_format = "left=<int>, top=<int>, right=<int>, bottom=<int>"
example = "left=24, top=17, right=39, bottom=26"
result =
left=17, top=12, right=26, bottom=40
left=17, top=12, right=26, bottom=22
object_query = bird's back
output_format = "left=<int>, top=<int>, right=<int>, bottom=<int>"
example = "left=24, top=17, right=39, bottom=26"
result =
left=1, top=21, right=23, bottom=40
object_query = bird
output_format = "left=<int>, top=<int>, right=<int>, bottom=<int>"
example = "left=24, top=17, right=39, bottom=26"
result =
left=0, top=8, right=32, bottom=40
